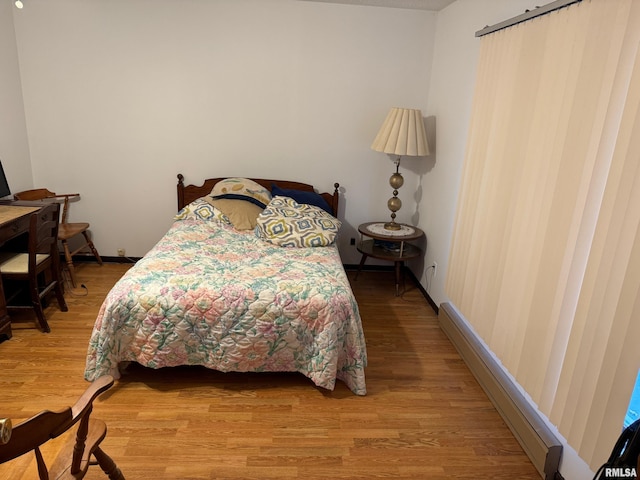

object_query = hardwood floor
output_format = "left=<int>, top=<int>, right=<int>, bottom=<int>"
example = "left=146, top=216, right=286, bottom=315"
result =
left=0, top=263, right=540, bottom=479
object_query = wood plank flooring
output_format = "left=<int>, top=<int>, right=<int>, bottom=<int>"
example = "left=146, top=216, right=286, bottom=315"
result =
left=0, top=263, right=540, bottom=479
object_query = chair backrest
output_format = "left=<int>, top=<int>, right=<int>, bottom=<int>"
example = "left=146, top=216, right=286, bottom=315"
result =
left=12, top=189, right=57, bottom=202
left=29, top=203, right=61, bottom=271
left=0, top=409, right=73, bottom=463
left=14, top=189, right=80, bottom=225
left=0, top=376, right=115, bottom=475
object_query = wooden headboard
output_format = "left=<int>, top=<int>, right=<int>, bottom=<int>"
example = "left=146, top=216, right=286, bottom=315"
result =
left=177, top=174, right=340, bottom=216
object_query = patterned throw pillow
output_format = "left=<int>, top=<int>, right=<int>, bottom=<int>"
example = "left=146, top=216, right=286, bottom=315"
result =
left=255, top=196, right=341, bottom=248
left=209, top=178, right=272, bottom=208
left=175, top=198, right=230, bottom=224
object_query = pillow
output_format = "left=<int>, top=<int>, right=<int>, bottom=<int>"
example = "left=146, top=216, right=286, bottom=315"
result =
left=255, top=196, right=341, bottom=248
left=206, top=198, right=263, bottom=231
left=210, top=178, right=272, bottom=208
left=175, top=198, right=230, bottom=224
left=271, top=183, right=333, bottom=214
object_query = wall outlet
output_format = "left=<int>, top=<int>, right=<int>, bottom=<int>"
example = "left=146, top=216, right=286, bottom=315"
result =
left=433, top=261, right=438, bottom=279
left=117, top=248, right=125, bottom=257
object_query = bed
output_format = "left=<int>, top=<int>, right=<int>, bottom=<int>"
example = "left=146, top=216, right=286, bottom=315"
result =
left=84, top=175, right=367, bottom=395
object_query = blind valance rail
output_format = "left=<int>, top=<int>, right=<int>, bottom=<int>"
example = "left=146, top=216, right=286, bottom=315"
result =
left=476, top=0, right=582, bottom=37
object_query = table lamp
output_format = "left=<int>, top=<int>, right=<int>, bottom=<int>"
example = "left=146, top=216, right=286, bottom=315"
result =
left=371, top=107, right=429, bottom=230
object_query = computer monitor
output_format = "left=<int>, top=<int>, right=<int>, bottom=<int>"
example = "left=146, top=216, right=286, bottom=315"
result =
left=0, top=161, right=11, bottom=198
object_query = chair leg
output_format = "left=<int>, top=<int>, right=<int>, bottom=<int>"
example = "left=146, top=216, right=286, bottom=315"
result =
left=82, top=231, right=103, bottom=265
left=54, top=279, right=68, bottom=313
left=61, top=239, right=77, bottom=288
left=29, top=279, right=50, bottom=333
left=34, top=447, right=49, bottom=480
left=93, top=447, right=125, bottom=480
left=51, top=254, right=69, bottom=312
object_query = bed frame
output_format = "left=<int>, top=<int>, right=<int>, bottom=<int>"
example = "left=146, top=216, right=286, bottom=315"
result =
left=177, top=174, right=340, bottom=216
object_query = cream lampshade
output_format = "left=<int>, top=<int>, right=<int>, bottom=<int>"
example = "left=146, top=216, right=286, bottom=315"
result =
left=371, top=107, right=429, bottom=230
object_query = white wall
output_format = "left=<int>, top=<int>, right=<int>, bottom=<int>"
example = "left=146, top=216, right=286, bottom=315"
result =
left=0, top=2, right=32, bottom=193
left=11, top=0, right=436, bottom=260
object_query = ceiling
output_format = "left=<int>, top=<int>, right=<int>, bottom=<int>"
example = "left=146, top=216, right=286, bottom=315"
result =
left=300, top=0, right=457, bottom=11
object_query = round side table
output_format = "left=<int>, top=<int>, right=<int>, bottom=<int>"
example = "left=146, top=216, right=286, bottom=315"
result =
left=355, top=222, right=425, bottom=296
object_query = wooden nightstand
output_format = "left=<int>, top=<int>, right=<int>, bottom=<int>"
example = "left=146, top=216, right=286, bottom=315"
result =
left=355, top=222, right=425, bottom=296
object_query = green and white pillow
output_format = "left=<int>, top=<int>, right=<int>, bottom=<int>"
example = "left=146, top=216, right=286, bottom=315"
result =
left=175, top=198, right=230, bottom=224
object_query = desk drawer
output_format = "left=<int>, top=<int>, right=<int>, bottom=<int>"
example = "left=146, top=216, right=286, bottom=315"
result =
left=0, top=214, right=30, bottom=245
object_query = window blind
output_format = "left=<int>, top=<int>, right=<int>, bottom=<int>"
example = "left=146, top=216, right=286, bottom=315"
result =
left=446, top=0, right=640, bottom=469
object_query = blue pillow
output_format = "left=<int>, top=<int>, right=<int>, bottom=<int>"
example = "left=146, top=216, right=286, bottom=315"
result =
left=271, top=184, right=333, bottom=214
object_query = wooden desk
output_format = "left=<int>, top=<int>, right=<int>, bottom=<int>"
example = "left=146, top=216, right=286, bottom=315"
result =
left=0, top=201, right=46, bottom=340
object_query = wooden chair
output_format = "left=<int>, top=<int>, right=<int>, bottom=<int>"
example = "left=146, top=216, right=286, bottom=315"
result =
left=0, top=203, right=68, bottom=333
left=0, top=375, right=124, bottom=479
left=13, top=189, right=103, bottom=288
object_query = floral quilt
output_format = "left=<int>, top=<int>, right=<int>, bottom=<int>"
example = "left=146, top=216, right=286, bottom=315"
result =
left=84, top=213, right=367, bottom=395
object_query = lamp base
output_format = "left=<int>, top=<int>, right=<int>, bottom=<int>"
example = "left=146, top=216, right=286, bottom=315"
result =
left=384, top=221, right=401, bottom=231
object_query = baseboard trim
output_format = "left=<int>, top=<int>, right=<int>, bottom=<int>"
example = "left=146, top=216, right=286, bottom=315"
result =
left=438, top=302, right=562, bottom=480
left=72, top=255, right=140, bottom=264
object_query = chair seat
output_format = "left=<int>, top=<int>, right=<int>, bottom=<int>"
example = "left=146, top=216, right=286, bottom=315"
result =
left=0, top=252, right=50, bottom=275
left=48, top=418, right=108, bottom=479
left=58, top=222, right=90, bottom=241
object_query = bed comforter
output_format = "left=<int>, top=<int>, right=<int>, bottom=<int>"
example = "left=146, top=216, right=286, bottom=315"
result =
left=84, top=215, right=367, bottom=395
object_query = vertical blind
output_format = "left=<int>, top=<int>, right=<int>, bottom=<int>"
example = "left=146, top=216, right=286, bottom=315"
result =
left=446, top=0, right=640, bottom=468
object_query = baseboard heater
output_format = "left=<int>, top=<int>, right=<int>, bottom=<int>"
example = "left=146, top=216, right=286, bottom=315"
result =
left=439, top=302, right=562, bottom=480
